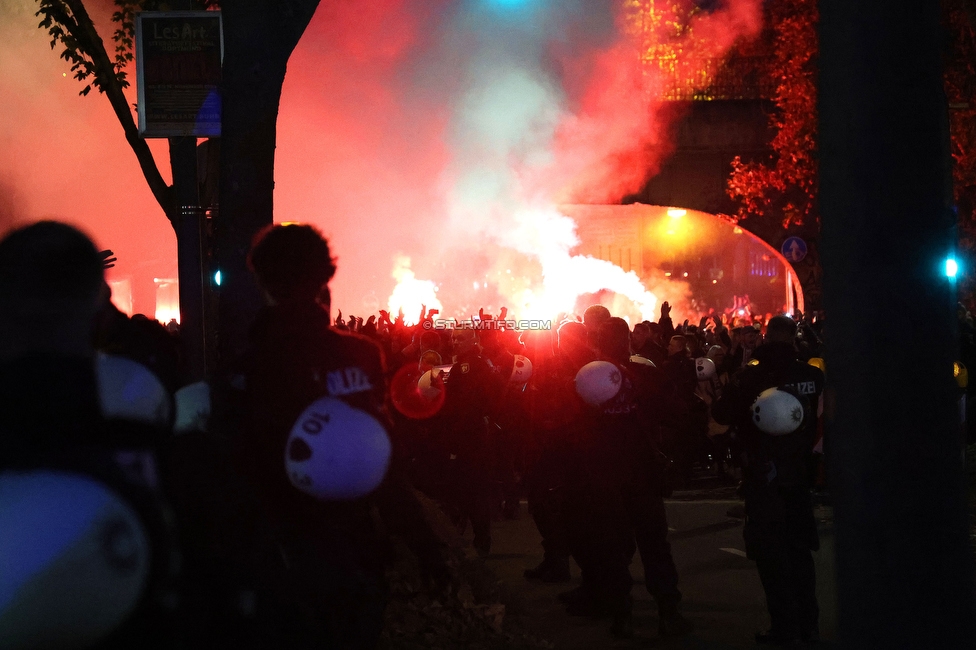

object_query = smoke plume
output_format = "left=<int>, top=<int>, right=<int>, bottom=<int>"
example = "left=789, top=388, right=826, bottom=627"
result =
left=0, top=0, right=762, bottom=322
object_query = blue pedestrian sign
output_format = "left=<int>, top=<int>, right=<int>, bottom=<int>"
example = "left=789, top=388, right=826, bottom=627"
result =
left=781, top=237, right=807, bottom=263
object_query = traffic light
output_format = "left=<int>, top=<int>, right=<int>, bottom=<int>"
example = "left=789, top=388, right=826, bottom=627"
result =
left=487, top=0, right=530, bottom=8
left=946, top=257, right=959, bottom=279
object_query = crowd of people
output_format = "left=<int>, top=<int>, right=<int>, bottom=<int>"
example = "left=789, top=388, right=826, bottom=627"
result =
left=0, top=219, right=837, bottom=648
left=327, top=285, right=829, bottom=642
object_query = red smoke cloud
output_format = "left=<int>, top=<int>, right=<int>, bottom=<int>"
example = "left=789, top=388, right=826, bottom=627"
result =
left=0, top=0, right=761, bottom=321
left=276, top=0, right=762, bottom=317
left=0, top=0, right=174, bottom=314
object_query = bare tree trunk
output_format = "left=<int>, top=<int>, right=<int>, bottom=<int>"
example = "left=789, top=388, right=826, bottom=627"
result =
left=215, top=0, right=319, bottom=364
left=819, top=1, right=976, bottom=647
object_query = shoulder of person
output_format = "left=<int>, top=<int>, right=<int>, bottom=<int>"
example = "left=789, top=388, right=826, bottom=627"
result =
left=327, top=327, right=384, bottom=358
left=795, top=361, right=825, bottom=390
left=732, top=360, right=762, bottom=379
left=326, top=325, right=370, bottom=344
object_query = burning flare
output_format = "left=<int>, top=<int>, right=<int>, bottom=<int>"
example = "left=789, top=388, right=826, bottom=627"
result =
left=501, top=206, right=657, bottom=321
left=387, top=255, right=441, bottom=325
left=384, top=1, right=761, bottom=323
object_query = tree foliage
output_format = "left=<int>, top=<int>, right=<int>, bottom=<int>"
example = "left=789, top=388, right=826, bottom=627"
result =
left=34, top=0, right=177, bottom=219
left=726, top=0, right=818, bottom=231
left=35, top=0, right=323, bottom=363
left=37, top=0, right=116, bottom=96
left=109, top=1, right=217, bottom=86
left=945, top=0, right=976, bottom=306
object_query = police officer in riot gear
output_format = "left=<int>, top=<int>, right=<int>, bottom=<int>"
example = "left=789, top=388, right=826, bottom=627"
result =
left=567, top=317, right=691, bottom=639
left=522, top=322, right=588, bottom=583
left=712, top=315, right=825, bottom=646
left=228, top=223, right=449, bottom=648
left=0, top=222, right=180, bottom=648
left=440, top=328, right=505, bottom=556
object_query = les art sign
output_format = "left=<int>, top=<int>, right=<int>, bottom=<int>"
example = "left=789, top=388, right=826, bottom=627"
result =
left=136, top=12, right=223, bottom=138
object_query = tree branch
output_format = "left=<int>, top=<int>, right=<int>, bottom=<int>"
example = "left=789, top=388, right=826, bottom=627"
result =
left=61, top=0, right=175, bottom=222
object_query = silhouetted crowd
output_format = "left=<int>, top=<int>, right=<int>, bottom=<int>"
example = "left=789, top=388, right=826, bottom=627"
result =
left=17, top=219, right=963, bottom=648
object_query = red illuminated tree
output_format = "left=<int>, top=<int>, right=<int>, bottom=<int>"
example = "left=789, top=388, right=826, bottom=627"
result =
left=725, top=0, right=818, bottom=238
left=944, top=0, right=976, bottom=308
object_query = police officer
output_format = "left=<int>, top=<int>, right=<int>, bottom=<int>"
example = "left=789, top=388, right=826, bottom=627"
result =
left=712, top=315, right=825, bottom=646
left=0, top=222, right=180, bottom=649
left=230, top=223, right=448, bottom=648
left=521, top=322, right=587, bottom=583
left=568, top=317, right=692, bottom=639
left=438, top=327, right=505, bottom=556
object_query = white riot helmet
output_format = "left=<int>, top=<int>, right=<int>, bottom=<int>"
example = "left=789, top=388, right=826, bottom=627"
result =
left=751, top=387, right=805, bottom=435
left=575, top=361, right=623, bottom=406
left=629, top=355, right=656, bottom=368
left=285, top=397, right=392, bottom=500
left=695, top=357, right=717, bottom=381
left=95, top=352, right=171, bottom=427
left=0, top=471, right=150, bottom=650
left=418, top=368, right=445, bottom=400
left=511, top=355, right=533, bottom=383
left=173, top=381, right=211, bottom=434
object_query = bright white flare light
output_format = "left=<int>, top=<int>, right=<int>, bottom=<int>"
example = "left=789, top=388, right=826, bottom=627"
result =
left=388, top=256, right=442, bottom=326
left=501, top=207, right=657, bottom=321
left=387, top=207, right=659, bottom=323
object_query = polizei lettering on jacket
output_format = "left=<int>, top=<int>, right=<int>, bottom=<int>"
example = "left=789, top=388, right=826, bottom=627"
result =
left=781, top=381, right=817, bottom=396
left=326, top=367, right=373, bottom=396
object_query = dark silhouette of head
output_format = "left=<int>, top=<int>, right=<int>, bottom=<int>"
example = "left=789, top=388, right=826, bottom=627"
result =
left=0, top=221, right=105, bottom=358
left=557, top=320, right=593, bottom=369
left=419, top=331, right=441, bottom=352
left=597, top=317, right=632, bottom=364
left=583, top=304, right=612, bottom=333
left=632, top=321, right=650, bottom=349
left=647, top=321, right=663, bottom=344
left=248, top=223, right=336, bottom=304
left=764, top=315, right=798, bottom=344
left=557, top=320, right=586, bottom=352
left=450, top=328, right=479, bottom=358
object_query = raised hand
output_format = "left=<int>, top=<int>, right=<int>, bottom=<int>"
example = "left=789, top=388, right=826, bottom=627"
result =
left=99, top=249, right=117, bottom=269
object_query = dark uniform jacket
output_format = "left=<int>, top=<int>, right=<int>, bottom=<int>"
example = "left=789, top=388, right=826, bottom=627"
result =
left=0, top=354, right=178, bottom=648
left=439, top=349, right=504, bottom=458
left=712, top=341, right=825, bottom=490
left=579, top=360, right=674, bottom=492
left=233, top=301, right=442, bottom=571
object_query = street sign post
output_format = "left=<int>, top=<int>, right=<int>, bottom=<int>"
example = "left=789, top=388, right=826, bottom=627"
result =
left=136, top=10, right=222, bottom=378
left=136, top=12, right=223, bottom=138
left=781, top=236, right=808, bottom=263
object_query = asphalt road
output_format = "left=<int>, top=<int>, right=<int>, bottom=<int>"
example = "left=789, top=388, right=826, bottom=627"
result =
left=472, top=490, right=836, bottom=649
